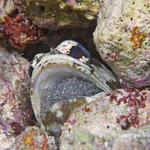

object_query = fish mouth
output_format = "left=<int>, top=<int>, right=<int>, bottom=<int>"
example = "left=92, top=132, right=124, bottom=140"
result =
left=32, top=63, right=101, bottom=134
left=34, top=64, right=101, bottom=107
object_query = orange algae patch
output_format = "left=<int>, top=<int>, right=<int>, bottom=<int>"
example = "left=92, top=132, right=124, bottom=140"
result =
left=23, top=130, right=48, bottom=150
left=130, top=26, right=147, bottom=50
left=41, top=136, right=48, bottom=150
left=23, top=131, right=36, bottom=146
left=84, top=106, right=92, bottom=112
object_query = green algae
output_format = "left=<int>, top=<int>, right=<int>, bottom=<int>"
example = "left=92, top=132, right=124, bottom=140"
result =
left=19, top=0, right=100, bottom=28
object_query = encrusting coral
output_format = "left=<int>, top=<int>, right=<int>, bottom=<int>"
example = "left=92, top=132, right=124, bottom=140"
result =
left=0, top=46, right=35, bottom=149
left=94, top=0, right=150, bottom=88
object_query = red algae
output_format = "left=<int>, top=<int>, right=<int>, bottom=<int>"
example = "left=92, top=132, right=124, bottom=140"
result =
left=10, top=122, right=23, bottom=136
left=110, top=89, right=147, bottom=129
left=0, top=14, right=43, bottom=49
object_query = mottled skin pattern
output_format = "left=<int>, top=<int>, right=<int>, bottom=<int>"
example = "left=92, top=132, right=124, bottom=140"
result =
left=94, top=0, right=150, bottom=88
left=0, top=47, right=35, bottom=149
left=30, top=40, right=118, bottom=137
left=60, top=88, right=150, bottom=149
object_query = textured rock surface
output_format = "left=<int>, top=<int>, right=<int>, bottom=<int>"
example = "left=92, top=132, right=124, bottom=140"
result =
left=106, top=137, right=150, bottom=150
left=0, top=47, right=35, bottom=150
left=0, top=0, right=44, bottom=49
left=94, top=0, right=150, bottom=88
left=0, top=0, right=100, bottom=51
left=10, top=126, right=57, bottom=150
left=14, top=0, right=100, bottom=29
left=60, top=127, right=150, bottom=150
left=0, top=14, right=43, bottom=49
left=60, top=128, right=99, bottom=150
left=60, top=88, right=150, bottom=149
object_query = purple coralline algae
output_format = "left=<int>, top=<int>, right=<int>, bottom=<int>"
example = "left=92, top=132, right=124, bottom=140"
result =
left=94, top=0, right=150, bottom=88
left=0, top=46, right=35, bottom=149
left=60, top=88, right=150, bottom=149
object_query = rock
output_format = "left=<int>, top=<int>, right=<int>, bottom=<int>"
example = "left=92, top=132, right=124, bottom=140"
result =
left=10, top=126, right=57, bottom=150
left=107, top=137, right=150, bottom=150
left=0, top=0, right=99, bottom=51
left=0, top=0, right=16, bottom=22
left=0, top=46, right=35, bottom=150
left=0, top=0, right=44, bottom=49
left=60, top=128, right=99, bottom=150
left=60, top=88, right=150, bottom=149
left=60, top=127, right=150, bottom=150
left=94, top=0, right=150, bottom=88
left=14, top=0, right=100, bottom=29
